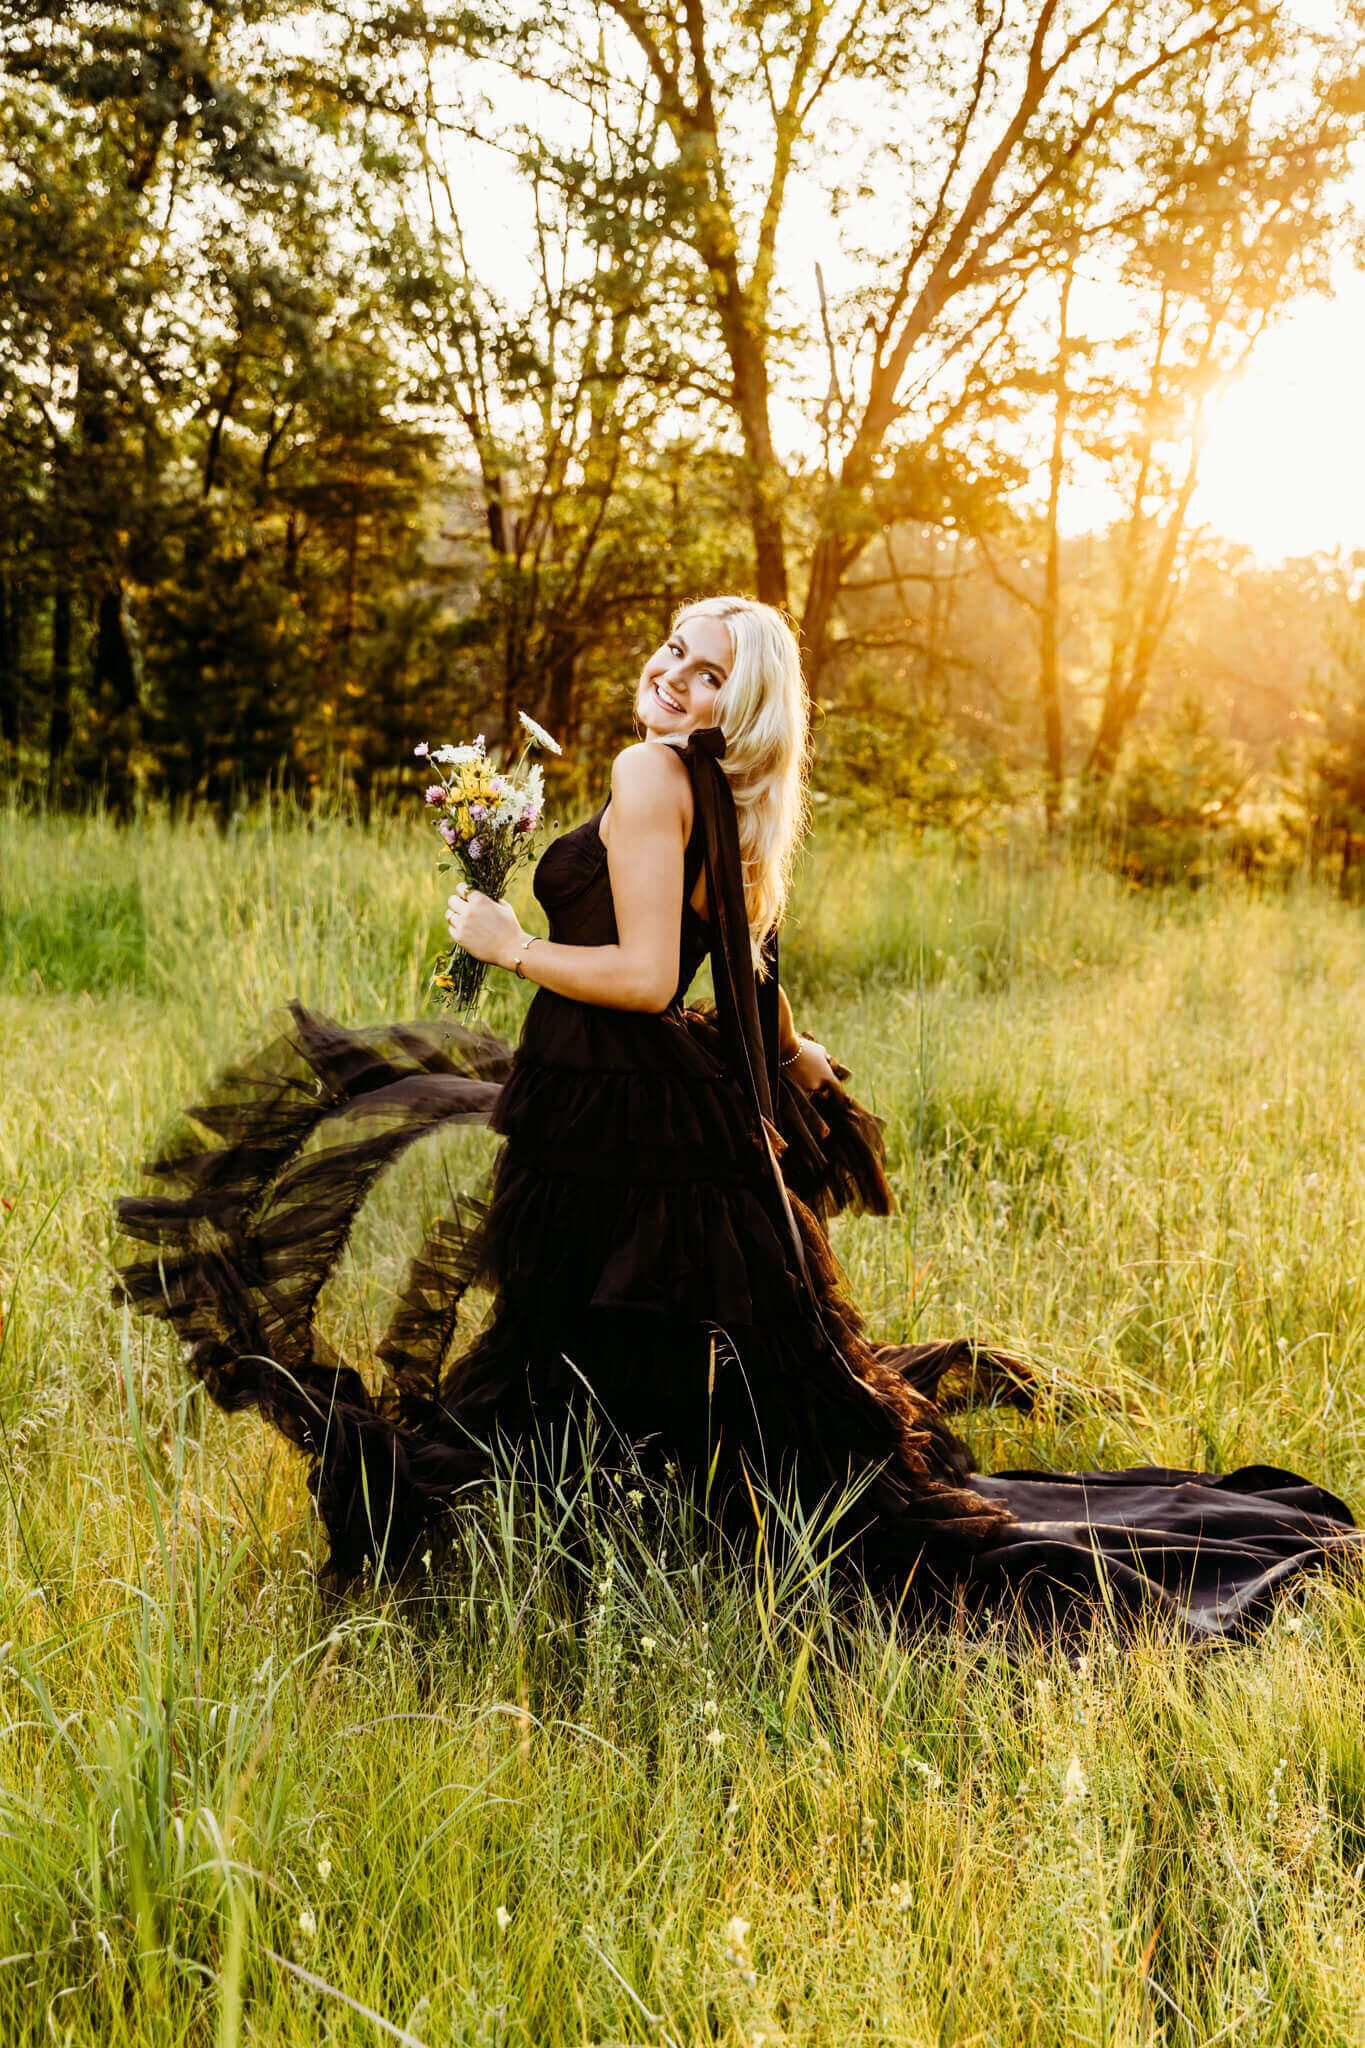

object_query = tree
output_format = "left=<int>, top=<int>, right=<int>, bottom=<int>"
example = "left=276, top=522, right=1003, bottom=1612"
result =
left=0, top=0, right=309, bottom=799
left=461, top=0, right=1364, bottom=709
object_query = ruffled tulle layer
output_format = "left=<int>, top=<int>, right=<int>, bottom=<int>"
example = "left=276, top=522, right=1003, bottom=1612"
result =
left=116, top=1002, right=1361, bottom=1635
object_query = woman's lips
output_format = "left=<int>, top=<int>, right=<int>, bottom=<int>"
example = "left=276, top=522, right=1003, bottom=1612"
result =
left=653, top=681, right=684, bottom=712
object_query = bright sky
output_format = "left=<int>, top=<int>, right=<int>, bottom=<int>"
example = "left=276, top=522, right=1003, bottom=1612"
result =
left=1190, top=263, right=1365, bottom=561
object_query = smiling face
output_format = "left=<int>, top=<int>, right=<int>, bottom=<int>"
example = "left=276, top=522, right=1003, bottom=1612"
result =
left=635, top=615, right=733, bottom=739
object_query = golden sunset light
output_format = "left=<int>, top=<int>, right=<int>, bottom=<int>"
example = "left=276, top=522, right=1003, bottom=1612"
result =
left=1194, top=266, right=1365, bottom=561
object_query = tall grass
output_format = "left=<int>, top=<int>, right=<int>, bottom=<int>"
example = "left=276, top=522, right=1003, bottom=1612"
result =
left=1, top=801, right=1363, bottom=2045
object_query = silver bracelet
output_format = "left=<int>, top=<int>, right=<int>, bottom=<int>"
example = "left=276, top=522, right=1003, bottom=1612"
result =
left=513, top=935, right=541, bottom=980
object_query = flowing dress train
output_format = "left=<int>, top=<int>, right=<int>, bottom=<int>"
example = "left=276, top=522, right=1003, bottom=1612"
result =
left=115, top=729, right=1359, bottom=1642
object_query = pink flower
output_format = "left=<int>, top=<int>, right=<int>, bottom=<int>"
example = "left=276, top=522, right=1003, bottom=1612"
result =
left=467, top=837, right=484, bottom=860
left=424, top=784, right=445, bottom=805
left=413, top=741, right=429, bottom=759
left=517, top=807, right=538, bottom=835
left=470, top=803, right=486, bottom=821
left=438, top=819, right=458, bottom=846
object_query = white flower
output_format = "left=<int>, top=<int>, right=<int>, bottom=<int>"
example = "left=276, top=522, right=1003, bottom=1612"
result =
left=298, top=1907, right=317, bottom=1939
left=317, top=1857, right=331, bottom=1883
left=705, top=1726, right=725, bottom=1748
left=495, top=1905, right=512, bottom=1933
left=413, top=741, right=429, bottom=758
left=640, top=1635, right=657, bottom=1656
left=722, top=1915, right=756, bottom=1987
left=433, top=742, right=484, bottom=766
left=422, top=1549, right=432, bottom=1573
left=627, top=1488, right=645, bottom=1508
left=518, top=710, right=562, bottom=754
left=1062, top=1754, right=1088, bottom=1802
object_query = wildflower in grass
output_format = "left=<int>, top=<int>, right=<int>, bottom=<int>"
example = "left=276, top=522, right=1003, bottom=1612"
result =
left=722, top=1915, right=756, bottom=1987
left=889, top=1880, right=914, bottom=1913
left=1062, top=1753, right=1088, bottom=1802
left=298, top=1907, right=317, bottom=1940
left=640, top=1635, right=657, bottom=1656
left=627, top=1486, right=644, bottom=1507
left=317, top=1857, right=331, bottom=1883
left=705, top=1726, right=726, bottom=1748
left=495, top=1905, right=512, bottom=1933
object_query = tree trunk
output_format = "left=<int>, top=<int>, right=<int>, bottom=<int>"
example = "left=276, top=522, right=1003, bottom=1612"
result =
left=540, top=628, right=580, bottom=752
left=1085, top=449, right=1203, bottom=788
left=94, top=585, right=138, bottom=708
left=726, top=321, right=788, bottom=611
left=0, top=569, right=19, bottom=747
left=47, top=580, right=73, bottom=797
left=801, top=532, right=856, bottom=701
left=1039, top=254, right=1076, bottom=829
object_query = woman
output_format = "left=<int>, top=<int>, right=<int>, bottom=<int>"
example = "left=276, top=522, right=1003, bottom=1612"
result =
left=117, top=597, right=1358, bottom=1642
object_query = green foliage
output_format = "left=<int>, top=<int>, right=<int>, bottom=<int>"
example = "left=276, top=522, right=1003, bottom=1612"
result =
left=1092, top=695, right=1281, bottom=888
left=811, top=705, right=1013, bottom=832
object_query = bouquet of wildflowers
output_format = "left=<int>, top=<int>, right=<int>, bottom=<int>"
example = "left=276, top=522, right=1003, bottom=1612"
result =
left=415, top=711, right=560, bottom=1013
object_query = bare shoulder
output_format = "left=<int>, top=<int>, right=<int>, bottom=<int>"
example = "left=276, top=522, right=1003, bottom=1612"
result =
left=608, top=741, right=693, bottom=827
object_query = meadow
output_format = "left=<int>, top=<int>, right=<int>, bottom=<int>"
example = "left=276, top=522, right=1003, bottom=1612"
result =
left=1, top=801, right=1363, bottom=2047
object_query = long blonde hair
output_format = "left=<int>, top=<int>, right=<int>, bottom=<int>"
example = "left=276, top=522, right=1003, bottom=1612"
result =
left=672, top=595, right=810, bottom=967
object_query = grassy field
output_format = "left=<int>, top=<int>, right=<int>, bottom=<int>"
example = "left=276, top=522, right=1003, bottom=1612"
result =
left=1, top=800, right=1363, bottom=2047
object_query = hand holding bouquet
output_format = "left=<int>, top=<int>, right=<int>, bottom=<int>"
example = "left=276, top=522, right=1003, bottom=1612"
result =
left=416, top=711, right=560, bottom=1013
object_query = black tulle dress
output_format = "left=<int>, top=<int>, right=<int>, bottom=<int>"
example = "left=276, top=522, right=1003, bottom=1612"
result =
left=117, top=729, right=1359, bottom=1643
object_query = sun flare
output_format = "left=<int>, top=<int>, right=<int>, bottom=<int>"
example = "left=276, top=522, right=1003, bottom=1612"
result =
left=1192, top=266, right=1365, bottom=562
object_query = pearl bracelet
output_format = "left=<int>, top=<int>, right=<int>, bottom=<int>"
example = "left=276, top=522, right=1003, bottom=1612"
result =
left=778, top=1042, right=803, bottom=1069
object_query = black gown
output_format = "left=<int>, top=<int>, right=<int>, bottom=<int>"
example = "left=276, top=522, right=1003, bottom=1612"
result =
left=116, top=729, right=1360, bottom=1643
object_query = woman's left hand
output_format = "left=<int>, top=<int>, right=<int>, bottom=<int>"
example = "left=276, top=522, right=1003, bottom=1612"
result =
left=446, top=887, right=524, bottom=969
left=785, top=1036, right=840, bottom=1094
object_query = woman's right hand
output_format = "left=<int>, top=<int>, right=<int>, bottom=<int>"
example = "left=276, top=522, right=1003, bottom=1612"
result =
left=785, top=1036, right=840, bottom=1094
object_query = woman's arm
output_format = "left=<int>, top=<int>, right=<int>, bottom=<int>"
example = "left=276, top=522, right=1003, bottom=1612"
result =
left=445, top=743, right=691, bottom=1013
left=775, top=982, right=839, bottom=1093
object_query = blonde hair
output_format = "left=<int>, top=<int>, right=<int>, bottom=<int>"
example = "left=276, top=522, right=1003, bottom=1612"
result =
left=671, top=595, right=810, bottom=967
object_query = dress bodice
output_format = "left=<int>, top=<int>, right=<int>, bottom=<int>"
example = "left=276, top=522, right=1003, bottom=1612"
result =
left=532, top=799, right=711, bottom=1007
